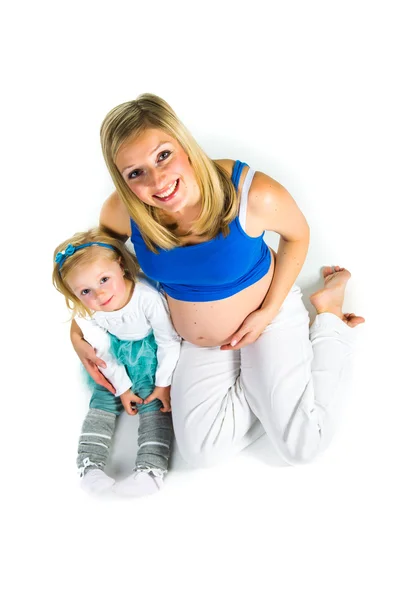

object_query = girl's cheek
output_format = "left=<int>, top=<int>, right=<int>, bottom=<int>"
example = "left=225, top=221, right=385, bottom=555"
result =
left=81, top=298, right=92, bottom=310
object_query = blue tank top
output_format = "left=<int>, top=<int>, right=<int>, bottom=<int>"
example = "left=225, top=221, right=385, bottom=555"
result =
left=130, top=160, right=271, bottom=302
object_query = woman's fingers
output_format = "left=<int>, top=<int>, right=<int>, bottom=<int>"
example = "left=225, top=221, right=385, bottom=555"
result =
left=220, top=326, right=250, bottom=350
left=84, top=361, right=116, bottom=394
left=220, top=333, right=256, bottom=351
left=93, top=356, right=107, bottom=369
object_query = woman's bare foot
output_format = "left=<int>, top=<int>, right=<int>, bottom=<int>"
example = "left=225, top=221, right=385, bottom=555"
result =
left=310, top=266, right=365, bottom=327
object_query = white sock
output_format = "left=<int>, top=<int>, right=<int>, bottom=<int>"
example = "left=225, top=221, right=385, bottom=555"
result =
left=80, top=469, right=115, bottom=494
left=113, top=469, right=164, bottom=498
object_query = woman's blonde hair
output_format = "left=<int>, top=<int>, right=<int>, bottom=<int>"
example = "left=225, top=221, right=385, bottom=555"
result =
left=100, top=93, right=239, bottom=251
left=52, top=227, right=140, bottom=318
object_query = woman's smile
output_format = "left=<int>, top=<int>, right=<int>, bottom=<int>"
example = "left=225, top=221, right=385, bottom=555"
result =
left=153, top=178, right=179, bottom=201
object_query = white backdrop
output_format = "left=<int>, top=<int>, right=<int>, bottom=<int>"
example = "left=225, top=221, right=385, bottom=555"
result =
left=3, top=1, right=399, bottom=598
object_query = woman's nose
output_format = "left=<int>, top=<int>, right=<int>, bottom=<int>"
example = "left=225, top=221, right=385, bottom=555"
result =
left=148, top=168, right=167, bottom=192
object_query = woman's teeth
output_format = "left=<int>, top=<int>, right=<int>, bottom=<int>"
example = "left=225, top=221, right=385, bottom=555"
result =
left=154, top=180, right=178, bottom=199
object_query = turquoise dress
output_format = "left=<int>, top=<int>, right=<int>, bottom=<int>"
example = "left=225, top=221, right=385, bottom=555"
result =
left=87, top=332, right=162, bottom=415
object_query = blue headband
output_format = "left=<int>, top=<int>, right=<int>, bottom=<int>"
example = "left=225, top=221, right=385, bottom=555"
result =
left=55, top=242, right=117, bottom=271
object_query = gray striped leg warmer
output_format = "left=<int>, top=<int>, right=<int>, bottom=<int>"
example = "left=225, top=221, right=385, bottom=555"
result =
left=77, top=408, right=116, bottom=476
left=136, top=411, right=173, bottom=474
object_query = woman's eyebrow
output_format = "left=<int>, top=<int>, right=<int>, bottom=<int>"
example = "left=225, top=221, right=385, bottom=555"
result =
left=121, top=141, right=170, bottom=174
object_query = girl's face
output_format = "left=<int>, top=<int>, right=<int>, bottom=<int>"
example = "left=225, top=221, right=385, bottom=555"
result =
left=115, top=128, right=200, bottom=214
left=66, top=256, right=131, bottom=313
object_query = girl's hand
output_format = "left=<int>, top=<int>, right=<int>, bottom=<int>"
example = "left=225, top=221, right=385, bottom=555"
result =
left=120, top=390, right=143, bottom=416
left=143, top=386, right=171, bottom=412
left=220, top=307, right=278, bottom=351
left=72, top=335, right=116, bottom=394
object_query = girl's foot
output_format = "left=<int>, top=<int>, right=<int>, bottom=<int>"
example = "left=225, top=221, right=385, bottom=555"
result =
left=310, top=266, right=365, bottom=327
left=113, top=469, right=164, bottom=498
left=80, top=469, right=115, bottom=494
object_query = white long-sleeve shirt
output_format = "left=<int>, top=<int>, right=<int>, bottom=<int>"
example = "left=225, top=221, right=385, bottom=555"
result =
left=75, top=280, right=181, bottom=397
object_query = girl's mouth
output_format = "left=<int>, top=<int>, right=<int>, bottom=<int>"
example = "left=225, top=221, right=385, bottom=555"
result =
left=101, top=296, right=113, bottom=306
left=153, top=179, right=179, bottom=202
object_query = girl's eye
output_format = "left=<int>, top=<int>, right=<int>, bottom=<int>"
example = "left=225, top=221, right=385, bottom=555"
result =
left=159, top=150, right=171, bottom=161
left=81, top=289, right=90, bottom=296
left=128, top=169, right=141, bottom=180
left=100, top=277, right=109, bottom=284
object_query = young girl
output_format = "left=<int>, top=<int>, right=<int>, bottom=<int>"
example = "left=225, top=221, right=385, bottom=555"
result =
left=53, top=227, right=181, bottom=496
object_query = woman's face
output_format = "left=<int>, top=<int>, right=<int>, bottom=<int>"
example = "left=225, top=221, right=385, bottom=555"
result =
left=115, top=128, right=200, bottom=214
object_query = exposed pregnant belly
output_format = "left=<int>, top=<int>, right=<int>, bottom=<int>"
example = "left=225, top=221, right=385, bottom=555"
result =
left=166, top=250, right=276, bottom=347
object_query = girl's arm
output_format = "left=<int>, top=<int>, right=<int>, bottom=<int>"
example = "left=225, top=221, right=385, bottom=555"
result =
left=142, top=289, right=181, bottom=388
left=139, top=286, right=181, bottom=411
left=74, top=317, right=133, bottom=397
left=72, top=319, right=142, bottom=415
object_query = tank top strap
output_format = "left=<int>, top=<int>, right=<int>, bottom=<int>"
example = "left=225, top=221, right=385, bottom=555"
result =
left=238, top=168, right=256, bottom=231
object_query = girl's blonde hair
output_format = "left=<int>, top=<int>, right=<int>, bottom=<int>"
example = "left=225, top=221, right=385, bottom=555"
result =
left=52, top=227, right=140, bottom=318
left=100, top=93, right=239, bottom=251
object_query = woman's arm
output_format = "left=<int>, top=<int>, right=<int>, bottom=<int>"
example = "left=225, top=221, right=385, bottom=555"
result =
left=250, top=173, right=310, bottom=315
left=71, top=320, right=116, bottom=393
left=222, top=172, right=309, bottom=350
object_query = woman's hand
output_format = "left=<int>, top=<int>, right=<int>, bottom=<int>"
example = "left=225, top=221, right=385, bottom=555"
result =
left=220, top=306, right=279, bottom=351
left=143, top=386, right=171, bottom=412
left=72, top=334, right=116, bottom=394
left=120, top=390, right=143, bottom=416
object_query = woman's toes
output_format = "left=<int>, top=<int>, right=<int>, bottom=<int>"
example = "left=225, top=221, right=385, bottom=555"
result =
left=343, top=313, right=365, bottom=327
left=322, top=266, right=335, bottom=278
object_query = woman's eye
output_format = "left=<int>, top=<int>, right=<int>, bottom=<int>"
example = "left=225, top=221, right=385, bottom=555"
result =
left=128, top=169, right=141, bottom=180
left=159, top=150, right=171, bottom=161
left=81, top=289, right=90, bottom=296
left=100, top=277, right=109, bottom=284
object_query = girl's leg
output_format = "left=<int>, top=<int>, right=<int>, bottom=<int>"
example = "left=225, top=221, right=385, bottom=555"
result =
left=77, top=408, right=117, bottom=492
left=171, top=342, right=263, bottom=467
left=111, top=333, right=174, bottom=496
left=241, top=269, right=361, bottom=465
left=135, top=409, right=173, bottom=474
left=77, top=384, right=121, bottom=493
left=114, top=404, right=173, bottom=496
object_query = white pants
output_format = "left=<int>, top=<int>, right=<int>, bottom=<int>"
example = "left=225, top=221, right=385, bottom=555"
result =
left=171, top=285, right=356, bottom=467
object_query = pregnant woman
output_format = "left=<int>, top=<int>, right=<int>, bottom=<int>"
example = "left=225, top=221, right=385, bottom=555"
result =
left=71, top=93, right=364, bottom=468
